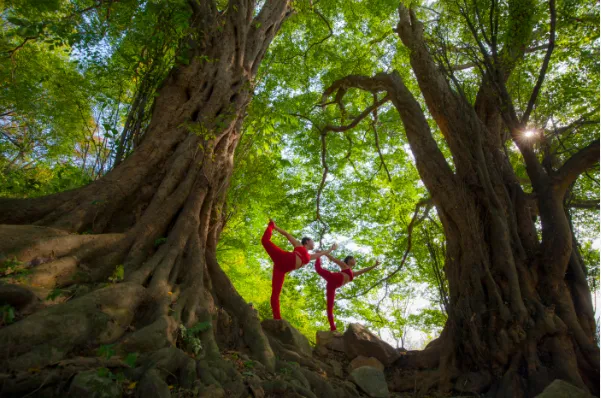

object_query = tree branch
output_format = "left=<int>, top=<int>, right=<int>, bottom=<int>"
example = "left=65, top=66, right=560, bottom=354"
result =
left=304, top=8, right=333, bottom=57
left=555, top=139, right=600, bottom=192
left=547, top=111, right=599, bottom=138
left=568, top=200, right=600, bottom=210
left=450, top=44, right=549, bottom=71
left=521, top=0, right=556, bottom=125
left=322, top=95, right=391, bottom=133
left=342, top=198, right=433, bottom=299
left=371, top=99, right=392, bottom=182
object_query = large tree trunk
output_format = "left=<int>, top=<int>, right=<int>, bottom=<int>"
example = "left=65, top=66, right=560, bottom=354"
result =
left=0, top=0, right=289, bottom=394
left=323, top=4, right=599, bottom=397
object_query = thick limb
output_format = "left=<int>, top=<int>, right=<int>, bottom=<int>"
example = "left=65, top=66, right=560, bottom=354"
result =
left=326, top=285, right=337, bottom=331
left=271, top=268, right=286, bottom=320
left=315, top=258, right=343, bottom=331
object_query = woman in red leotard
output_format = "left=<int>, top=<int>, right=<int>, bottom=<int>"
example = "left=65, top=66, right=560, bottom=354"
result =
left=262, top=219, right=336, bottom=320
left=315, top=253, right=380, bottom=331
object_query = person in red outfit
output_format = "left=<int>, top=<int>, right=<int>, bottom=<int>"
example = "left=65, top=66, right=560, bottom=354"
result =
left=262, top=219, right=336, bottom=320
left=315, top=254, right=380, bottom=331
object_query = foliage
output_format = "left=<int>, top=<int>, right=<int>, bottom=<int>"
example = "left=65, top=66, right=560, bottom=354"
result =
left=108, top=265, right=124, bottom=283
left=178, top=321, right=211, bottom=356
left=0, top=304, right=16, bottom=326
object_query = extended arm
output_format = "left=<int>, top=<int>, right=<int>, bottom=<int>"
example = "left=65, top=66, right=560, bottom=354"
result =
left=309, top=243, right=338, bottom=260
left=354, top=260, right=380, bottom=277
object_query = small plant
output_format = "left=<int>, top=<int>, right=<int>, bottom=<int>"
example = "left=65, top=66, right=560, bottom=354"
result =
left=179, top=321, right=211, bottom=356
left=179, top=324, right=202, bottom=355
left=46, top=288, right=69, bottom=301
left=0, top=257, right=31, bottom=281
left=1, top=304, right=15, bottom=325
left=108, top=265, right=124, bottom=283
left=97, top=367, right=126, bottom=382
left=97, top=344, right=116, bottom=360
left=154, top=237, right=168, bottom=247
left=124, top=352, right=138, bottom=368
left=243, top=360, right=255, bottom=369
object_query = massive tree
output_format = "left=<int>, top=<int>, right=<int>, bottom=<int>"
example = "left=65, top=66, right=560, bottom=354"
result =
left=320, top=1, right=599, bottom=396
left=0, top=0, right=290, bottom=393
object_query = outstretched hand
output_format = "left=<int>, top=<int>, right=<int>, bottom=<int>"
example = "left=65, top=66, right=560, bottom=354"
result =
left=269, top=218, right=277, bottom=229
left=330, top=243, right=338, bottom=251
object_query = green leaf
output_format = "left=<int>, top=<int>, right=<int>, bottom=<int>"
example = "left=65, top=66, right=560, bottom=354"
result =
left=97, top=344, right=116, bottom=360
left=124, top=353, right=138, bottom=368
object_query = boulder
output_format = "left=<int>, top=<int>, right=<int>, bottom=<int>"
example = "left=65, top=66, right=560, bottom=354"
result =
left=343, top=324, right=399, bottom=366
left=348, top=356, right=384, bottom=373
left=534, top=380, right=593, bottom=398
left=261, top=319, right=312, bottom=357
left=316, top=330, right=345, bottom=352
left=136, top=369, right=171, bottom=398
left=349, top=366, right=389, bottom=398
left=328, top=359, right=344, bottom=378
left=68, top=370, right=122, bottom=398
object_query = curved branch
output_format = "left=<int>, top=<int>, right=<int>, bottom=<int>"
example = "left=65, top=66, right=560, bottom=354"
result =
left=303, top=8, right=333, bottom=57
left=323, top=95, right=391, bottom=133
left=521, top=0, right=556, bottom=125
left=342, top=198, right=432, bottom=299
left=316, top=131, right=328, bottom=224
left=372, top=101, right=392, bottom=182
left=322, top=74, right=390, bottom=102
left=555, top=139, right=600, bottom=193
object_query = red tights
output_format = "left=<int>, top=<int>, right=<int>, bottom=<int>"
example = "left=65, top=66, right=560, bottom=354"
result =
left=262, top=221, right=297, bottom=320
left=315, top=258, right=344, bottom=331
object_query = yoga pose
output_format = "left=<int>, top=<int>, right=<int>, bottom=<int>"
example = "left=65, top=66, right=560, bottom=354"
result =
left=262, top=219, right=336, bottom=319
left=315, top=254, right=380, bottom=331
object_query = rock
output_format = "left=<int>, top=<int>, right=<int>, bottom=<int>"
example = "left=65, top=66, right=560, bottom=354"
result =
left=300, top=368, right=338, bottom=398
left=349, top=366, right=389, bottom=398
left=348, top=356, right=384, bottom=372
left=248, top=381, right=265, bottom=398
left=199, top=384, right=226, bottom=398
left=136, top=369, right=171, bottom=398
left=262, top=319, right=312, bottom=357
left=343, top=324, right=399, bottom=366
left=314, top=344, right=329, bottom=357
left=316, top=330, right=345, bottom=352
left=534, top=380, right=593, bottom=398
left=328, top=359, right=343, bottom=378
left=68, top=370, right=122, bottom=398
left=338, top=380, right=362, bottom=397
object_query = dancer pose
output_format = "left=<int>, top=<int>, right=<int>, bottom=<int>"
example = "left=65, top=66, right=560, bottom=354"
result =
left=315, top=254, right=380, bottom=331
left=262, top=219, right=336, bottom=319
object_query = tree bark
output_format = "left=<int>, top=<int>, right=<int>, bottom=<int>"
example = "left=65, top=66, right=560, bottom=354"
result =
left=0, top=0, right=290, bottom=394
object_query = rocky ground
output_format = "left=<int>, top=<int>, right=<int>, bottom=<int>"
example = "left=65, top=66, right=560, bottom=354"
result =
left=0, top=317, right=593, bottom=397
